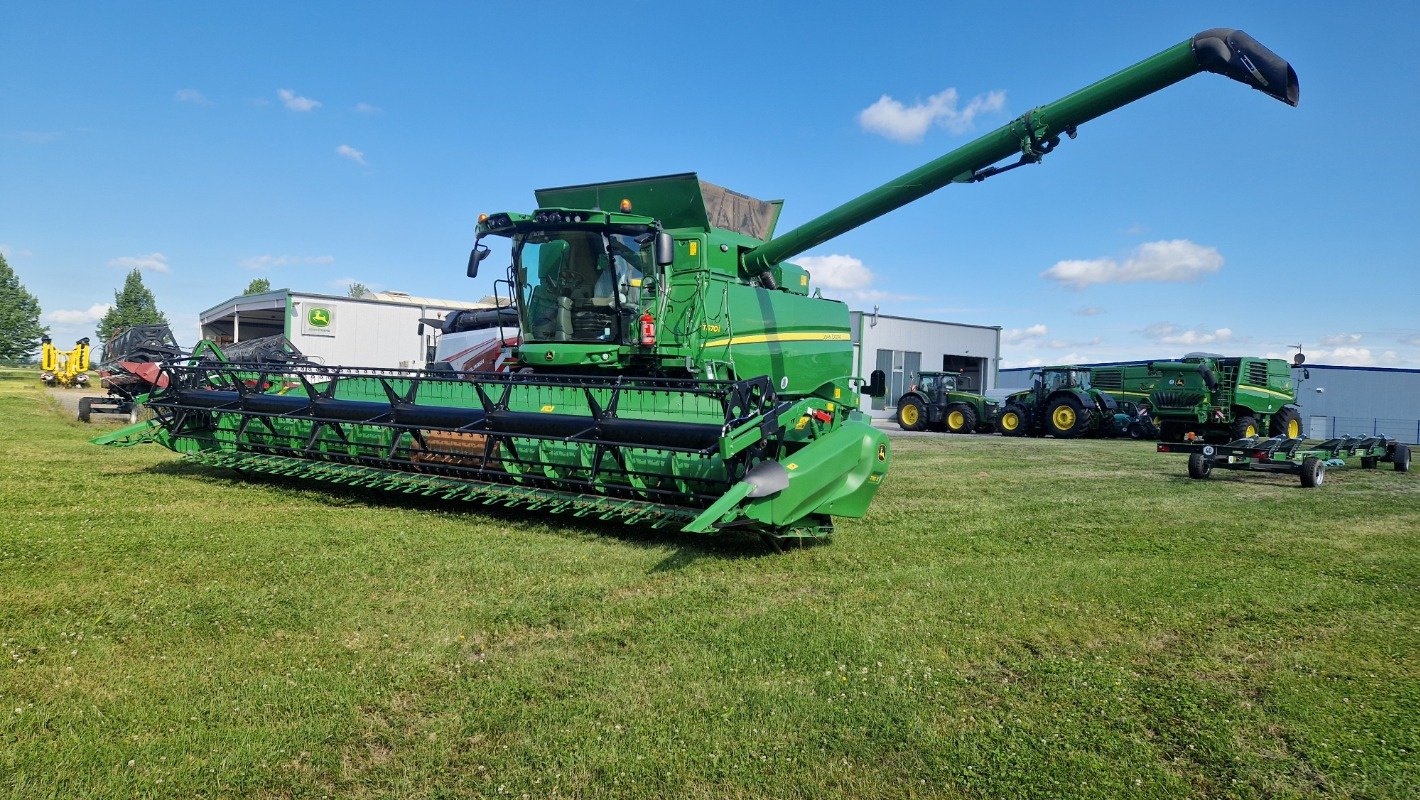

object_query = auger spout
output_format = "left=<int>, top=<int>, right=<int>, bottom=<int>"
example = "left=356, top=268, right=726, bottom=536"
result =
left=741, top=28, right=1298, bottom=274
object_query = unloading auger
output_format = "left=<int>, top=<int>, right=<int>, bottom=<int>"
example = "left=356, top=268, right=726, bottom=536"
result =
left=113, top=29, right=1298, bottom=542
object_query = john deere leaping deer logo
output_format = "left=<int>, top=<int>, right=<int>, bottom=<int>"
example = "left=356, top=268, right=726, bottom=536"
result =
left=307, top=307, right=332, bottom=328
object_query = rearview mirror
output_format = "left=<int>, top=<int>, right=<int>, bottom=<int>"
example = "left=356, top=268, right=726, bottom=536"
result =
left=655, top=232, right=674, bottom=267
left=417, top=323, right=425, bottom=336
left=467, top=244, right=491, bottom=278
left=863, top=369, right=886, bottom=398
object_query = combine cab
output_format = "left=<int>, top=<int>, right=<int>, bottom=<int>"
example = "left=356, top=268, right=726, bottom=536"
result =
left=107, top=28, right=1298, bottom=542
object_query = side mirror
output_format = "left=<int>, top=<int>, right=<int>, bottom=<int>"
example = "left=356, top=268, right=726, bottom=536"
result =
left=655, top=232, right=674, bottom=267
left=863, top=369, right=886, bottom=398
left=467, top=244, right=491, bottom=278
left=417, top=323, right=425, bottom=336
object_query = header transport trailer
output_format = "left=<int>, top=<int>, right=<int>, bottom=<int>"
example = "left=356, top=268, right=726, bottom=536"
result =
left=106, top=29, right=1299, bottom=543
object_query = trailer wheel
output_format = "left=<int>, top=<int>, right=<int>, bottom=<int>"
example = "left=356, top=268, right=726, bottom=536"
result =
left=1394, top=443, right=1411, bottom=473
left=1269, top=406, right=1303, bottom=439
left=997, top=405, right=1027, bottom=436
left=1231, top=415, right=1260, bottom=441
left=1360, top=457, right=1378, bottom=469
left=896, top=398, right=927, bottom=431
left=945, top=403, right=977, bottom=434
left=77, top=397, right=93, bottom=423
left=1187, top=453, right=1212, bottom=479
left=1046, top=396, right=1095, bottom=439
left=1300, top=456, right=1325, bottom=488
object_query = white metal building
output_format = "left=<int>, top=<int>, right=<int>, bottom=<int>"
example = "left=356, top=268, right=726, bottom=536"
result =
left=199, top=289, right=493, bottom=369
left=849, top=311, right=1002, bottom=419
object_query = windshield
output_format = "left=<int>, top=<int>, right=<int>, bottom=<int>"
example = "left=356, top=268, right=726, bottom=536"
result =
left=516, top=230, right=648, bottom=343
left=1040, top=369, right=1092, bottom=392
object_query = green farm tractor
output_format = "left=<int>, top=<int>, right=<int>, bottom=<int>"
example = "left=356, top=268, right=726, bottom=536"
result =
left=996, top=366, right=1138, bottom=438
left=1147, top=354, right=1303, bottom=442
left=101, top=29, right=1298, bottom=541
left=895, top=372, right=999, bottom=433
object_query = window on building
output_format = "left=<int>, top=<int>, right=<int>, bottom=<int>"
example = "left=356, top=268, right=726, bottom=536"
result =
left=874, top=348, right=920, bottom=410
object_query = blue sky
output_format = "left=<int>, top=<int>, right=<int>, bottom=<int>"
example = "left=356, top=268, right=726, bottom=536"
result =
left=4, top=2, right=1417, bottom=368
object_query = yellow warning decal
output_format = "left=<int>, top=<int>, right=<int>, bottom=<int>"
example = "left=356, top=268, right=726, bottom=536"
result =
left=540, top=404, right=556, bottom=413
left=786, top=463, right=799, bottom=471
left=795, top=416, right=809, bottom=430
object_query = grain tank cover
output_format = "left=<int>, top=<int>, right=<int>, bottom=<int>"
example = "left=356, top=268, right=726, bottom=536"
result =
left=534, top=173, right=782, bottom=240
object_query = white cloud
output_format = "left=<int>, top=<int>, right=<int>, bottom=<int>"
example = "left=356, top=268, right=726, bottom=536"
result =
left=1074, top=306, right=1105, bottom=317
left=174, top=88, right=211, bottom=105
left=43, top=303, right=112, bottom=325
left=0, top=244, right=8, bottom=257
left=1001, top=324, right=1048, bottom=345
left=858, top=88, right=1006, bottom=143
left=1318, top=333, right=1362, bottom=346
left=1399, top=333, right=1420, bottom=347
left=108, top=252, right=170, bottom=273
left=354, top=102, right=382, bottom=114
left=14, top=131, right=62, bottom=144
left=242, top=254, right=335, bottom=271
left=1142, top=322, right=1233, bottom=346
left=336, top=144, right=367, bottom=165
left=1042, top=239, right=1223, bottom=290
left=795, top=253, right=921, bottom=305
left=277, top=88, right=322, bottom=112
left=1000, top=356, right=1046, bottom=369
left=1306, top=347, right=1403, bottom=367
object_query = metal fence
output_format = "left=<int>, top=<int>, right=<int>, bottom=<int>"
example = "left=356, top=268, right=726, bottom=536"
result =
left=1307, top=416, right=1419, bottom=444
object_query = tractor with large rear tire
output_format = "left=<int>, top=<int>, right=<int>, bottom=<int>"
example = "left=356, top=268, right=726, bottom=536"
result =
left=995, top=366, right=1135, bottom=439
left=894, top=371, right=998, bottom=433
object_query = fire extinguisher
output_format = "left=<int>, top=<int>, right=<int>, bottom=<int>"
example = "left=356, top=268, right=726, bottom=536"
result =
left=639, top=312, right=656, bottom=346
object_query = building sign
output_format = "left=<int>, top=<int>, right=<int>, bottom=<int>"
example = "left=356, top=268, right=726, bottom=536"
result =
left=302, top=305, right=336, bottom=336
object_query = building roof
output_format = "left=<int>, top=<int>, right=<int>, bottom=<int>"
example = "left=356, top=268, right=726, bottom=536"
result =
left=199, top=288, right=491, bottom=323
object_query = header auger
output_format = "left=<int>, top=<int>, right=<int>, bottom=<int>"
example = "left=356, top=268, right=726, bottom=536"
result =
left=110, top=29, right=1298, bottom=543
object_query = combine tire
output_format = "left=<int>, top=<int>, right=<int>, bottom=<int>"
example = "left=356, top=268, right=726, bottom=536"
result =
left=77, top=397, right=93, bottom=423
left=1300, top=456, right=1325, bottom=488
left=1187, top=453, right=1212, bottom=479
left=996, top=405, right=1028, bottom=436
left=1158, top=421, right=1186, bottom=443
left=1046, top=396, right=1095, bottom=439
left=1231, top=415, right=1260, bottom=441
left=896, top=398, right=927, bottom=431
left=1393, top=443, right=1411, bottom=473
left=944, top=403, right=977, bottom=434
left=1269, top=406, right=1303, bottom=439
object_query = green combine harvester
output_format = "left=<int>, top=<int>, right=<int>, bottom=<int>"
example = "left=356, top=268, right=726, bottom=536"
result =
left=103, top=29, right=1298, bottom=542
left=1093, top=354, right=1303, bottom=442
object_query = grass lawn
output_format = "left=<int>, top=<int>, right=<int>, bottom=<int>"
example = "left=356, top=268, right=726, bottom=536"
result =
left=1, top=372, right=1416, bottom=798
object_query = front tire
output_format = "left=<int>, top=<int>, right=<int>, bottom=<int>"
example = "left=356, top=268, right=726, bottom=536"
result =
left=1300, top=456, right=1325, bottom=488
left=944, top=403, right=977, bottom=434
left=1046, top=396, right=1095, bottom=439
left=1187, top=453, right=1212, bottom=479
left=1269, top=406, right=1303, bottom=439
left=997, top=405, right=1028, bottom=437
left=896, top=398, right=927, bottom=432
left=1231, top=415, right=1260, bottom=441
left=1392, top=443, right=1411, bottom=473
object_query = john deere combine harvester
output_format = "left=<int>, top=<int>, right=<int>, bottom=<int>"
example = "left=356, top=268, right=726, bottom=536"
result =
left=104, top=29, right=1298, bottom=542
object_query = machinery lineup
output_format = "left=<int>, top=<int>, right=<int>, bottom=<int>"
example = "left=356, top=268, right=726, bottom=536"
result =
left=58, top=27, right=1402, bottom=536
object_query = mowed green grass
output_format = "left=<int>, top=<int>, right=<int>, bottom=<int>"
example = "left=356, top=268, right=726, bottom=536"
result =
left=1, top=373, right=1416, bottom=799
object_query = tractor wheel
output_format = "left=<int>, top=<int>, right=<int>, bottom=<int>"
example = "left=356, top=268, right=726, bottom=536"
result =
left=1045, top=396, right=1095, bottom=439
left=944, top=403, right=977, bottom=434
left=1393, top=443, right=1411, bottom=473
left=77, top=397, right=93, bottom=423
left=1360, top=457, right=1378, bottom=470
left=1300, top=456, right=1325, bottom=488
left=1230, top=415, right=1260, bottom=441
left=1269, top=406, right=1303, bottom=439
left=896, top=398, right=927, bottom=432
left=1187, top=453, right=1212, bottom=479
left=996, top=405, right=1028, bottom=437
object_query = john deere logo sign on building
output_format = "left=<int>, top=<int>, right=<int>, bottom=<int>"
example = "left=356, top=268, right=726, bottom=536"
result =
left=302, top=305, right=336, bottom=336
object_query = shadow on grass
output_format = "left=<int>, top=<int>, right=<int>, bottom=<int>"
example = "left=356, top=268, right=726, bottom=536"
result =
left=142, top=459, right=785, bottom=563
